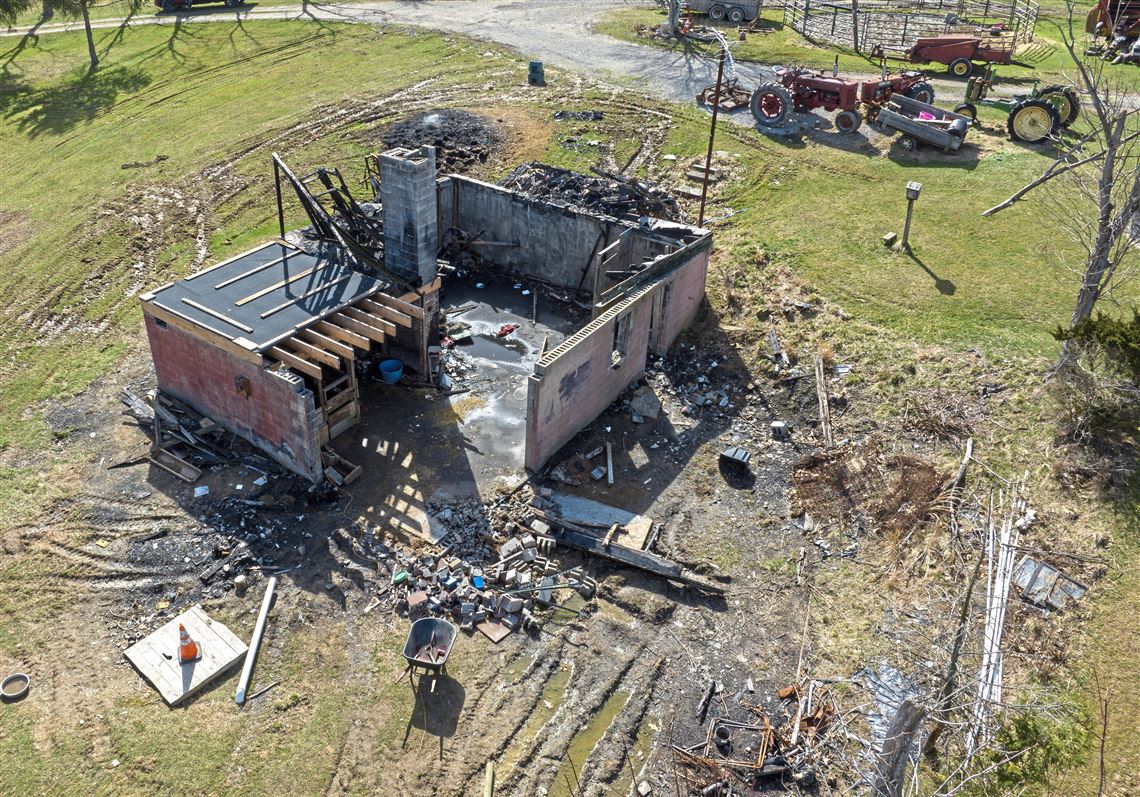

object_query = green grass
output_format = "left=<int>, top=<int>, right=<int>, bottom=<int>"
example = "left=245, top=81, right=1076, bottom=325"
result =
left=595, top=5, right=1140, bottom=90
left=0, top=15, right=1136, bottom=796
left=0, top=20, right=492, bottom=450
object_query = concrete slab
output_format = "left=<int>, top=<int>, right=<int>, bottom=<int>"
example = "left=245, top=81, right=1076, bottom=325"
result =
left=331, top=280, right=580, bottom=542
left=124, top=605, right=247, bottom=706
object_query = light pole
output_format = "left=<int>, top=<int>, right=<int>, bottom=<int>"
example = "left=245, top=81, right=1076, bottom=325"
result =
left=902, top=181, right=922, bottom=250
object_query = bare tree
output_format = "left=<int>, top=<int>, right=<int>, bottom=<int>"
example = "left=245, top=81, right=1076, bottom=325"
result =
left=983, top=2, right=1139, bottom=361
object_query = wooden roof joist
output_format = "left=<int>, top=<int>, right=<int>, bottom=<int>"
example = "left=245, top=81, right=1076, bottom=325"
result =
left=267, top=346, right=323, bottom=380
left=283, top=337, right=341, bottom=370
left=298, top=327, right=354, bottom=359
left=314, top=320, right=371, bottom=351
left=356, top=297, right=413, bottom=329
left=369, top=290, right=424, bottom=320
left=330, top=311, right=386, bottom=343
left=342, top=306, right=397, bottom=337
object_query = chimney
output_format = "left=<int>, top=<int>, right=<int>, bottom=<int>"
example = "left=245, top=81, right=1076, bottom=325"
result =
left=379, top=145, right=438, bottom=286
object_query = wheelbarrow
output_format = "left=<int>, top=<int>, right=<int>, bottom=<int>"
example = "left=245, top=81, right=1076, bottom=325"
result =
left=398, top=617, right=456, bottom=693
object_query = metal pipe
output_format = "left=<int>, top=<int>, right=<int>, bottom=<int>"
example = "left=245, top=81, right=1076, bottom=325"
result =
left=273, top=157, right=285, bottom=240
left=236, top=575, right=277, bottom=705
left=698, top=46, right=726, bottom=228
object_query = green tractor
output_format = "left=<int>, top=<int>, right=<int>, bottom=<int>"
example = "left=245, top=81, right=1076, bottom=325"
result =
left=953, top=66, right=1081, bottom=143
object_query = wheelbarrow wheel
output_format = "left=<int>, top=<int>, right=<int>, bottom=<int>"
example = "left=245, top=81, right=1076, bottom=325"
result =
left=948, top=58, right=973, bottom=78
left=1008, top=98, right=1059, bottom=143
left=954, top=102, right=978, bottom=122
left=834, top=110, right=862, bottom=133
left=750, top=82, right=793, bottom=128
left=904, top=81, right=935, bottom=105
left=709, top=4, right=726, bottom=20
left=1038, top=84, right=1081, bottom=127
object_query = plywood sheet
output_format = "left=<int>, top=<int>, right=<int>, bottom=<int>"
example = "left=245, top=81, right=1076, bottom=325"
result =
left=125, top=605, right=248, bottom=706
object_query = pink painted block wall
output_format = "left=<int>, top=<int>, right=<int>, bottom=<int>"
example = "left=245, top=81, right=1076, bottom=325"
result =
left=524, top=288, right=653, bottom=470
left=143, top=313, right=323, bottom=481
left=654, top=247, right=709, bottom=355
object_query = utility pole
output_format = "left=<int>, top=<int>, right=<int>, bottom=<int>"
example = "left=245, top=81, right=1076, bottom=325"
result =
left=698, top=46, right=726, bottom=228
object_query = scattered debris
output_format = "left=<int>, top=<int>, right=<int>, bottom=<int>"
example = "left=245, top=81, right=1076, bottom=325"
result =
left=502, top=162, right=680, bottom=220
left=1012, top=555, right=1087, bottom=610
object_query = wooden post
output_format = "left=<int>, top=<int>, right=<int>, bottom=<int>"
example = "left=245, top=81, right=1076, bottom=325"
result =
left=698, top=46, right=726, bottom=228
left=851, top=0, right=860, bottom=52
left=606, top=442, right=614, bottom=486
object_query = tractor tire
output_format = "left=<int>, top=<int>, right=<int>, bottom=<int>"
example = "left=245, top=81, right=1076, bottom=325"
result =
left=1007, top=98, right=1059, bottom=142
left=835, top=110, right=862, bottom=133
left=954, top=102, right=978, bottom=122
left=1038, top=84, right=1081, bottom=127
left=709, top=4, right=726, bottom=20
left=948, top=58, right=973, bottom=78
left=750, top=82, right=794, bottom=128
left=904, top=81, right=935, bottom=105
left=727, top=5, right=745, bottom=24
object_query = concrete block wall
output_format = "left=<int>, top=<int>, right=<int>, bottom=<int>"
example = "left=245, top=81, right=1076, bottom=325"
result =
left=381, top=146, right=439, bottom=286
left=444, top=176, right=619, bottom=291
left=524, top=285, right=655, bottom=470
left=651, top=247, right=709, bottom=356
left=143, top=313, right=323, bottom=481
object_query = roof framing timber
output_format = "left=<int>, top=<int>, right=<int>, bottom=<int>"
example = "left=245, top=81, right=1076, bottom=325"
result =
left=343, top=306, right=397, bottom=337
left=267, top=346, right=323, bottom=380
left=284, top=337, right=341, bottom=370
left=357, top=297, right=413, bottom=329
left=314, top=320, right=371, bottom=351
left=298, top=328, right=354, bottom=359
left=330, top=311, right=386, bottom=344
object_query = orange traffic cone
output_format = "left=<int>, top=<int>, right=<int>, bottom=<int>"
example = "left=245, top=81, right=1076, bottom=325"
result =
left=178, top=623, right=201, bottom=664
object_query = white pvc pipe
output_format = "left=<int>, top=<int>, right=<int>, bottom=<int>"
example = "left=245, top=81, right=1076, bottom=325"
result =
left=235, top=575, right=277, bottom=705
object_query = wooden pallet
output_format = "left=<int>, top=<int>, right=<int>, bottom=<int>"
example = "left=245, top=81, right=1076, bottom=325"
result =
left=125, top=605, right=247, bottom=706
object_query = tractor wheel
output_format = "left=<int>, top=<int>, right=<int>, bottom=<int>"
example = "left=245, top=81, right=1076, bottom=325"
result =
left=948, top=58, right=973, bottom=78
left=954, top=102, right=978, bottom=122
left=835, top=110, right=862, bottom=133
left=1038, top=84, right=1081, bottom=127
left=1008, top=98, right=1059, bottom=142
left=905, top=81, right=935, bottom=105
left=750, top=82, right=794, bottom=128
left=727, top=5, right=745, bottom=24
left=709, top=4, right=726, bottom=20
left=898, top=135, right=917, bottom=152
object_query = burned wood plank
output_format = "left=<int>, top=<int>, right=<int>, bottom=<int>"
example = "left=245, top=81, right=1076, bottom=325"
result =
left=547, top=522, right=724, bottom=592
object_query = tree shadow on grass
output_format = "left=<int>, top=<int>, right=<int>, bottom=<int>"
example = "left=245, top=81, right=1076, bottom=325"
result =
left=0, top=19, right=45, bottom=77
left=0, top=63, right=151, bottom=138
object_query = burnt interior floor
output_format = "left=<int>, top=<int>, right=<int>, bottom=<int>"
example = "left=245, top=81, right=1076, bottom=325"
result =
left=330, top=279, right=581, bottom=541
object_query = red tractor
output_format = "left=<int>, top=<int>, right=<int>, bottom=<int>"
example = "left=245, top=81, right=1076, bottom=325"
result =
left=749, top=67, right=934, bottom=133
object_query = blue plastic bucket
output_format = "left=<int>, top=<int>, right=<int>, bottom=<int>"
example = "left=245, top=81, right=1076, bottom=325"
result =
left=379, top=358, right=404, bottom=384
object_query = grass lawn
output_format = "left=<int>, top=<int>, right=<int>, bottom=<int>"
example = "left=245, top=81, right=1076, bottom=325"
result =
left=0, top=15, right=1137, bottom=796
left=595, top=4, right=1140, bottom=91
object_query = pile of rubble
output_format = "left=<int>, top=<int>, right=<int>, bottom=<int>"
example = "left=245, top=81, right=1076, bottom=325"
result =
left=381, top=108, right=503, bottom=170
left=671, top=680, right=842, bottom=793
left=501, top=162, right=680, bottom=221
left=385, top=516, right=597, bottom=642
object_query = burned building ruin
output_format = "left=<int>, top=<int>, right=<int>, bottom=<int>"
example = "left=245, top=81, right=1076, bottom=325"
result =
left=140, top=146, right=711, bottom=487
